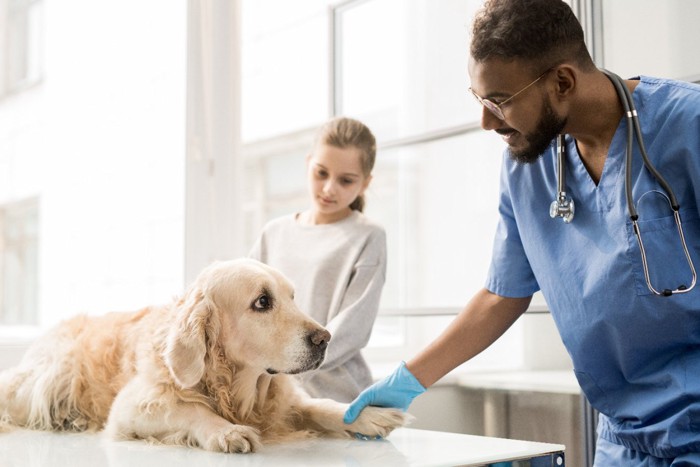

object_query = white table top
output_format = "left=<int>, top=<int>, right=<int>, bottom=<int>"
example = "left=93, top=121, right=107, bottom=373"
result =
left=0, top=427, right=564, bottom=467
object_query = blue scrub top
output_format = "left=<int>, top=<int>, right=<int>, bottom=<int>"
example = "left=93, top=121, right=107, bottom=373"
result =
left=485, top=76, right=700, bottom=458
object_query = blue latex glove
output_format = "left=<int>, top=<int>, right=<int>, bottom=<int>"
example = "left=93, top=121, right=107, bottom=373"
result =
left=343, top=361, right=426, bottom=424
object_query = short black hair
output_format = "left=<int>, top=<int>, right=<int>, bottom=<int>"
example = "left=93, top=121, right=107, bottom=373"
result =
left=470, top=0, right=595, bottom=72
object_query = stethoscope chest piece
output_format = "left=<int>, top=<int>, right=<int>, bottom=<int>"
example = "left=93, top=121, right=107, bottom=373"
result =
left=550, top=134, right=575, bottom=223
left=550, top=194, right=575, bottom=223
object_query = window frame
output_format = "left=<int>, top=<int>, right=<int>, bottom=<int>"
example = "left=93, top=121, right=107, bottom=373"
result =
left=0, top=197, right=39, bottom=326
left=1, top=0, right=44, bottom=98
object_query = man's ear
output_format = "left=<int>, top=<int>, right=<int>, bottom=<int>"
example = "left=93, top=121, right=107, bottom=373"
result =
left=552, top=64, right=577, bottom=99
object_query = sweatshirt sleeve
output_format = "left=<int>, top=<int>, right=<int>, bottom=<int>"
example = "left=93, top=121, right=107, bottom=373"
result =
left=318, top=228, right=387, bottom=371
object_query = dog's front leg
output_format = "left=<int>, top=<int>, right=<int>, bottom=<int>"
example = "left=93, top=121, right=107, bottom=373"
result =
left=295, top=397, right=411, bottom=438
left=105, top=378, right=262, bottom=453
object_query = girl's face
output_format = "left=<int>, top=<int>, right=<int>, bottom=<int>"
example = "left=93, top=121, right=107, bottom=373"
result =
left=306, top=143, right=371, bottom=224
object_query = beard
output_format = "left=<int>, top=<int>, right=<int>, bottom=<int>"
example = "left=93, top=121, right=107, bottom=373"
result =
left=508, top=98, right=566, bottom=164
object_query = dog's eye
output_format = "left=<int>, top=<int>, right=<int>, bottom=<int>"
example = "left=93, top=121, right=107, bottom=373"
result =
left=252, top=294, right=273, bottom=312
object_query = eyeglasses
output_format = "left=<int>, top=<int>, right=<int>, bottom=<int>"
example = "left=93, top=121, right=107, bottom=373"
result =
left=469, top=69, right=551, bottom=121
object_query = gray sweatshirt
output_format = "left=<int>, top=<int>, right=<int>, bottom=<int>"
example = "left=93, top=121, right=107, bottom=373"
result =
left=248, top=210, right=387, bottom=402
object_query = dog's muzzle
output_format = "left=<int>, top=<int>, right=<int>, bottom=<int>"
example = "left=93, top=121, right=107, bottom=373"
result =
left=275, top=328, right=331, bottom=375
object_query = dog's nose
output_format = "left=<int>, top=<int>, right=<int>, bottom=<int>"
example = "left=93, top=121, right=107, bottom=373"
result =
left=309, top=329, right=331, bottom=349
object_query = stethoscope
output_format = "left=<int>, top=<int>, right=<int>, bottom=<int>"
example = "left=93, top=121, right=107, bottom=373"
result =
left=549, top=69, right=697, bottom=297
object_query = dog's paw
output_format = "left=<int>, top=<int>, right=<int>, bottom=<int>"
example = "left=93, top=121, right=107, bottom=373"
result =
left=347, top=406, right=413, bottom=438
left=202, top=424, right=262, bottom=453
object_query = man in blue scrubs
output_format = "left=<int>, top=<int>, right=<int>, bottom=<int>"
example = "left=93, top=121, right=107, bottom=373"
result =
left=344, top=0, right=700, bottom=464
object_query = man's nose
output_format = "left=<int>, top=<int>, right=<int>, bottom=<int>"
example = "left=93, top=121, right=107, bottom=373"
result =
left=480, top=106, right=503, bottom=131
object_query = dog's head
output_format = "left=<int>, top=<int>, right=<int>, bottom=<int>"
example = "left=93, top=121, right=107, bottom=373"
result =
left=164, top=258, right=331, bottom=388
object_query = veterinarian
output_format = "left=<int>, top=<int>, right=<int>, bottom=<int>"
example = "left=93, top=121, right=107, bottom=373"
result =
left=249, top=117, right=386, bottom=403
left=344, top=0, right=700, bottom=464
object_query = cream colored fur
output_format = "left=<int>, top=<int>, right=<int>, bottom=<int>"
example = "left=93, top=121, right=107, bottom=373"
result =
left=0, top=259, right=409, bottom=453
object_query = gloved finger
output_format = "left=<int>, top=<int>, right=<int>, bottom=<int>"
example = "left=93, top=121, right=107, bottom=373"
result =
left=343, top=397, right=367, bottom=424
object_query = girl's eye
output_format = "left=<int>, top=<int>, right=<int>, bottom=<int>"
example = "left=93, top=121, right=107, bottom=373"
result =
left=340, top=178, right=355, bottom=185
left=252, top=294, right=272, bottom=312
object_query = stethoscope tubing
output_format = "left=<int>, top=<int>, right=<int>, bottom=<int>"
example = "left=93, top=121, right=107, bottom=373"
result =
left=551, top=70, right=696, bottom=296
left=601, top=69, right=680, bottom=218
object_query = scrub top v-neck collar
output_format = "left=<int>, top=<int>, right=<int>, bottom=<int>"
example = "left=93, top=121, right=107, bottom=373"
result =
left=564, top=122, right=628, bottom=216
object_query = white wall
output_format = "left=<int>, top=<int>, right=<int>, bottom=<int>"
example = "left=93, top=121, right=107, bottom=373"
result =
left=601, top=0, right=700, bottom=80
left=184, top=0, right=245, bottom=285
left=0, top=0, right=187, bottom=328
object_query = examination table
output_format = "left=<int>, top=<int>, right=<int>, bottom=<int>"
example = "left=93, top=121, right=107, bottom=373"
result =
left=0, top=427, right=564, bottom=466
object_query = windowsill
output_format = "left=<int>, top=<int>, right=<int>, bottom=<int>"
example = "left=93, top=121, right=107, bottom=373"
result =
left=0, top=325, right=42, bottom=342
left=378, top=303, right=549, bottom=317
left=370, top=363, right=580, bottom=394
left=457, top=369, right=580, bottom=395
left=0, top=327, right=39, bottom=370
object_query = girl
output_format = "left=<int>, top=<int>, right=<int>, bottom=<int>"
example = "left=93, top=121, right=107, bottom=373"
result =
left=249, top=117, right=386, bottom=403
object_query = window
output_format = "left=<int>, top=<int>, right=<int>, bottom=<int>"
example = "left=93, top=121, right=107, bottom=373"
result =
left=1, top=0, right=44, bottom=96
left=365, top=131, right=504, bottom=310
left=332, top=0, right=533, bottom=367
left=0, top=0, right=187, bottom=330
left=240, top=0, right=699, bottom=368
left=241, top=0, right=529, bottom=368
left=0, top=198, right=38, bottom=325
left=241, top=0, right=332, bottom=142
left=244, top=0, right=499, bottom=309
left=334, top=0, right=484, bottom=140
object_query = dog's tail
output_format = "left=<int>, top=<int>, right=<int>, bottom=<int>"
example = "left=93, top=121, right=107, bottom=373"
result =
left=0, top=367, right=23, bottom=432
left=0, top=338, right=94, bottom=432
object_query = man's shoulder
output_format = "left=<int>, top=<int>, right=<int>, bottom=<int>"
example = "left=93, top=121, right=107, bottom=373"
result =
left=637, top=75, right=700, bottom=121
left=640, top=75, right=700, bottom=89
left=639, top=75, right=700, bottom=100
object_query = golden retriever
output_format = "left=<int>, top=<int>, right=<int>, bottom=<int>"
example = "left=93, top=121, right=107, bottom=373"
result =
left=0, top=258, right=408, bottom=452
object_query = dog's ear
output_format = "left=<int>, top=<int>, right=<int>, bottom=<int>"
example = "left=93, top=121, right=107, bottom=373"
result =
left=164, top=288, right=216, bottom=388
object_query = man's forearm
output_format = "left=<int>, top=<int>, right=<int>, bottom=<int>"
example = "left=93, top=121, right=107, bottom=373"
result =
left=406, top=288, right=531, bottom=388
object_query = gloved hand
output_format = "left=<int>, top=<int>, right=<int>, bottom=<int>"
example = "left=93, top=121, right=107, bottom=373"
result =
left=343, top=361, right=426, bottom=424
